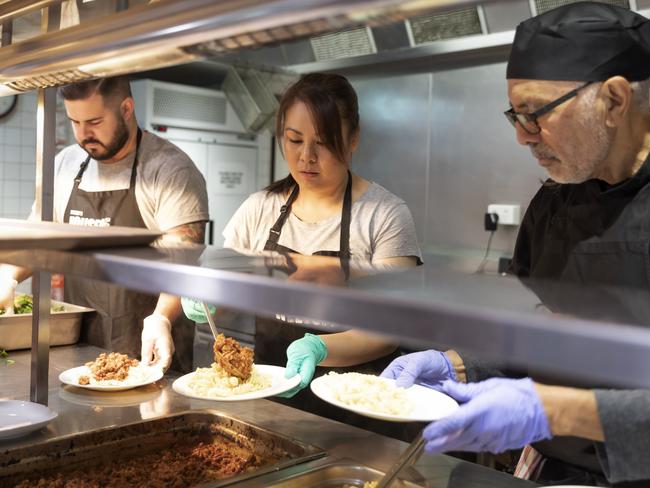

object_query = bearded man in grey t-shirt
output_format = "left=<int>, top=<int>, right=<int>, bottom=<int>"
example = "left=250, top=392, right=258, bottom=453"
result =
left=0, top=76, right=209, bottom=372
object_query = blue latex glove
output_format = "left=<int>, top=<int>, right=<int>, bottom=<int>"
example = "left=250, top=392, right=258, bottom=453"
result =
left=277, top=333, right=328, bottom=398
left=380, top=350, right=456, bottom=388
left=423, top=378, right=552, bottom=454
left=181, top=297, right=216, bottom=324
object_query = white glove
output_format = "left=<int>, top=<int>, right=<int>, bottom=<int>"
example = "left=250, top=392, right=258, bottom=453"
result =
left=141, top=314, right=174, bottom=371
left=0, top=277, right=17, bottom=315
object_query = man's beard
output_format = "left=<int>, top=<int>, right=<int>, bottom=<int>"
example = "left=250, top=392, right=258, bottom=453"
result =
left=80, top=117, right=130, bottom=161
left=529, top=96, right=614, bottom=184
left=530, top=143, right=557, bottom=161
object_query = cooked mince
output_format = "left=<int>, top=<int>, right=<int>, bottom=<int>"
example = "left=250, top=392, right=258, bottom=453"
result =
left=12, top=432, right=259, bottom=488
left=84, top=352, right=139, bottom=383
left=213, top=334, right=253, bottom=381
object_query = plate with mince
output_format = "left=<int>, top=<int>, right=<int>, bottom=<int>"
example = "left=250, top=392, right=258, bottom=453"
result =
left=59, top=352, right=164, bottom=391
left=172, top=333, right=300, bottom=401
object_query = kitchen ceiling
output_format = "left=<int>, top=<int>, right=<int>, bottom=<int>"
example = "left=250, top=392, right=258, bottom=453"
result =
left=0, top=0, right=649, bottom=96
left=0, top=0, right=503, bottom=96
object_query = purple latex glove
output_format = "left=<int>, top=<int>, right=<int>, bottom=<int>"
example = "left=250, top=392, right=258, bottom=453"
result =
left=423, top=378, right=552, bottom=454
left=380, top=350, right=456, bottom=388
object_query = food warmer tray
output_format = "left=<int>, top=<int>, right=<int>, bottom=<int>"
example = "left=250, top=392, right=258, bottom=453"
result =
left=0, top=411, right=325, bottom=487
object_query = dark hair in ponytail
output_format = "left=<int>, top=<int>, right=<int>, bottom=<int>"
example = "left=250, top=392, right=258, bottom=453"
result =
left=265, top=73, right=360, bottom=194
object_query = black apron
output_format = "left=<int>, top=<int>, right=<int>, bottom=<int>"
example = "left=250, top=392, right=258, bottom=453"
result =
left=63, top=129, right=194, bottom=372
left=255, top=172, right=414, bottom=441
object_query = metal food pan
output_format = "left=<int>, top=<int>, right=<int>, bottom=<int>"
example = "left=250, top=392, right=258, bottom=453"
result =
left=0, top=410, right=325, bottom=488
left=229, top=459, right=427, bottom=488
left=0, top=299, right=94, bottom=350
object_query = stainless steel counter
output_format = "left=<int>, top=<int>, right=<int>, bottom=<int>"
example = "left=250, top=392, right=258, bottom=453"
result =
left=0, top=345, right=536, bottom=488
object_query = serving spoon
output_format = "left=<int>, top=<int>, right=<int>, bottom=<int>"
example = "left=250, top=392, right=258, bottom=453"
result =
left=201, top=302, right=220, bottom=340
left=375, top=433, right=425, bottom=488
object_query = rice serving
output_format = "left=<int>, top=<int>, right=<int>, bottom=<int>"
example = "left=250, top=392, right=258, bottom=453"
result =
left=188, top=362, right=271, bottom=397
left=322, top=372, right=412, bottom=416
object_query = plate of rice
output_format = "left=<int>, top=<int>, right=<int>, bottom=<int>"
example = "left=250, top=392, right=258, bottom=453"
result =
left=172, top=363, right=300, bottom=401
left=310, top=372, right=459, bottom=422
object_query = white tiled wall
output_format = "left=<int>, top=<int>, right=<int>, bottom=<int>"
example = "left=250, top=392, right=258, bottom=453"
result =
left=0, top=92, right=37, bottom=219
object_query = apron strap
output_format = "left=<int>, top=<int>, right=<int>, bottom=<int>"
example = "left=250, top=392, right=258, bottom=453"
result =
left=264, top=184, right=299, bottom=251
left=339, top=170, right=352, bottom=259
left=129, top=128, right=143, bottom=187
left=74, top=155, right=92, bottom=185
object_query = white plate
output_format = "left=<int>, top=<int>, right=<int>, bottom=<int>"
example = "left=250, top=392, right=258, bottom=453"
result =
left=172, top=364, right=300, bottom=401
left=310, top=374, right=459, bottom=422
left=59, top=364, right=164, bottom=391
left=0, top=400, right=58, bottom=440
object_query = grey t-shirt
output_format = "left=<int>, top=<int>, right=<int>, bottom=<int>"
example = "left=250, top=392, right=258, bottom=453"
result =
left=223, top=182, right=422, bottom=262
left=29, top=131, right=209, bottom=231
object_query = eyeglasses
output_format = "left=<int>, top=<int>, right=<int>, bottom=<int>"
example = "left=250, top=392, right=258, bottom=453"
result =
left=504, top=81, right=593, bottom=135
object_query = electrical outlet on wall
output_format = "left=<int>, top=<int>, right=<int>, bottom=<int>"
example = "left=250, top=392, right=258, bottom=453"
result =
left=487, top=204, right=521, bottom=226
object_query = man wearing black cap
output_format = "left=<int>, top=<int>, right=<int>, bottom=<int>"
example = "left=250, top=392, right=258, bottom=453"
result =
left=381, top=2, right=650, bottom=486
left=506, top=1, right=650, bottom=282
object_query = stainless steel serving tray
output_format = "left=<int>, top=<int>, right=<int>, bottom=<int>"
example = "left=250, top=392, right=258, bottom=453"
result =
left=229, top=459, right=427, bottom=487
left=0, top=298, right=94, bottom=350
left=0, top=411, right=325, bottom=487
left=0, top=218, right=160, bottom=250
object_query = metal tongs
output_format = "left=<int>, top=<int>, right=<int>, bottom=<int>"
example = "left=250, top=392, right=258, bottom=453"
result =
left=375, top=433, right=425, bottom=488
left=201, top=302, right=219, bottom=340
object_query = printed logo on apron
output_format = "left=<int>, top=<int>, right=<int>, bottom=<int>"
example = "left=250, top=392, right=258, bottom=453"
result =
left=68, top=209, right=111, bottom=227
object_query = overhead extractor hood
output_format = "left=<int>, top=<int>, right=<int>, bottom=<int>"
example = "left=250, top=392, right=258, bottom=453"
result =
left=0, top=0, right=486, bottom=97
left=279, top=1, right=650, bottom=75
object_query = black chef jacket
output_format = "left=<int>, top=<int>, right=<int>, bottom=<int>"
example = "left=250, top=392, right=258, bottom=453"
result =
left=508, top=154, right=650, bottom=485
left=510, top=157, right=650, bottom=287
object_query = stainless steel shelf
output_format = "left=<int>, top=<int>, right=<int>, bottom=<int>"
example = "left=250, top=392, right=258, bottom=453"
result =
left=2, top=245, right=650, bottom=388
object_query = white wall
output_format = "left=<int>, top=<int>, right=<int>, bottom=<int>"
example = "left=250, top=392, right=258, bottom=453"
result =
left=0, top=92, right=37, bottom=219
